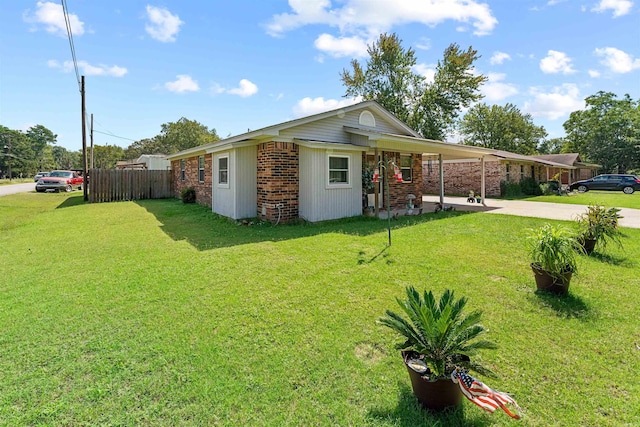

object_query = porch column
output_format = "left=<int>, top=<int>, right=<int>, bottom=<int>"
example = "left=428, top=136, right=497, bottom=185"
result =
left=374, top=148, right=379, bottom=217
left=480, top=156, right=486, bottom=205
left=438, top=153, right=444, bottom=206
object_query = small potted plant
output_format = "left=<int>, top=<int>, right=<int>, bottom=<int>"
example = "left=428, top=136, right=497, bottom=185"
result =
left=576, top=204, right=622, bottom=254
left=528, top=224, right=581, bottom=294
left=378, top=287, right=497, bottom=411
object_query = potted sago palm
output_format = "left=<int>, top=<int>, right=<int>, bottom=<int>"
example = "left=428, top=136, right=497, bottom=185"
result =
left=378, top=287, right=497, bottom=410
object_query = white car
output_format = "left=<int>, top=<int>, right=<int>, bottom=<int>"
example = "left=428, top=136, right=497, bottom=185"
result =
left=34, top=171, right=50, bottom=182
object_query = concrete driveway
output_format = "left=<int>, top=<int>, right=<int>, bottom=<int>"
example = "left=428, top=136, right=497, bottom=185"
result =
left=423, top=195, right=640, bottom=229
left=0, top=182, right=36, bottom=197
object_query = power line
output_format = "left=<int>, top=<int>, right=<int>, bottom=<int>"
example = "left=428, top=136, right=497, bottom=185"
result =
left=92, top=129, right=138, bottom=142
left=60, top=0, right=80, bottom=91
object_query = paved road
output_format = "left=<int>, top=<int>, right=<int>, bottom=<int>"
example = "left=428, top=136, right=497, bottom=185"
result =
left=0, top=182, right=36, bottom=197
left=423, top=195, right=640, bottom=229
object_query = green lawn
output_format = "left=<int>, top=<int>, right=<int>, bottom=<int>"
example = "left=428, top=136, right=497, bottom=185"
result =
left=1, top=192, right=639, bottom=426
left=0, top=178, right=32, bottom=185
left=509, top=190, right=640, bottom=210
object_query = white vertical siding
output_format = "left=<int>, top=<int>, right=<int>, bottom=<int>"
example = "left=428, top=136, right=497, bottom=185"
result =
left=299, top=146, right=362, bottom=222
left=234, top=145, right=257, bottom=219
left=212, top=151, right=235, bottom=218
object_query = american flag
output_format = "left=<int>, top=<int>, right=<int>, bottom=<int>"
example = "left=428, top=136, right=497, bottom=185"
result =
left=451, top=369, right=521, bottom=420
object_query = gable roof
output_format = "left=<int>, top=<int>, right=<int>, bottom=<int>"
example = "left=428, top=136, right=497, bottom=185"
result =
left=167, top=100, right=420, bottom=160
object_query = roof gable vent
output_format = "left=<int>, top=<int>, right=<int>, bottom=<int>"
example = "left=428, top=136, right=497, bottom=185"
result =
left=359, top=110, right=376, bottom=127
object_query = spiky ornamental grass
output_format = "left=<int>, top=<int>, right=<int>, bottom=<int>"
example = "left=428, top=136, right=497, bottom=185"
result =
left=379, top=287, right=497, bottom=379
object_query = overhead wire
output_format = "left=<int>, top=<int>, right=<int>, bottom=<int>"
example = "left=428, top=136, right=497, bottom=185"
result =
left=60, top=0, right=81, bottom=91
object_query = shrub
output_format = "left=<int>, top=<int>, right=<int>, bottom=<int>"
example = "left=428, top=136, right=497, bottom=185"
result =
left=500, top=181, right=523, bottom=198
left=181, top=187, right=196, bottom=204
left=520, top=177, right=543, bottom=196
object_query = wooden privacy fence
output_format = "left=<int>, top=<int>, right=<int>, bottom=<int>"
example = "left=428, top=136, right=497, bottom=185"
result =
left=88, top=169, right=173, bottom=203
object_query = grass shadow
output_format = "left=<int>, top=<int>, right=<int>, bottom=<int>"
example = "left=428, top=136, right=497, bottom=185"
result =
left=55, top=194, right=87, bottom=209
left=135, top=199, right=476, bottom=251
left=533, top=290, right=595, bottom=320
left=366, top=383, right=493, bottom=427
left=588, top=251, right=634, bottom=267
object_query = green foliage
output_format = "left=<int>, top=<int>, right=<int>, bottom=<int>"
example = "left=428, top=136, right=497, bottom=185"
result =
left=539, top=182, right=555, bottom=195
left=520, top=177, right=543, bottom=196
left=576, top=204, right=623, bottom=251
left=538, top=137, right=566, bottom=154
left=459, top=103, right=547, bottom=154
left=92, top=144, right=126, bottom=169
left=528, top=224, right=581, bottom=278
left=379, top=287, right=496, bottom=379
left=500, top=180, right=523, bottom=198
left=181, top=187, right=196, bottom=203
left=341, top=33, right=486, bottom=140
left=563, top=91, right=640, bottom=172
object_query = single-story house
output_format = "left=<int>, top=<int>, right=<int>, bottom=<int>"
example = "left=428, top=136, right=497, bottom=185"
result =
left=116, top=154, right=171, bottom=170
left=166, top=101, right=494, bottom=223
left=422, top=151, right=600, bottom=197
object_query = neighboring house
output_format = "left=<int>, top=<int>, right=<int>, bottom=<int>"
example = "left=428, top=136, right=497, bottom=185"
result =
left=167, top=101, right=491, bottom=223
left=422, top=151, right=600, bottom=197
left=116, top=154, right=171, bottom=170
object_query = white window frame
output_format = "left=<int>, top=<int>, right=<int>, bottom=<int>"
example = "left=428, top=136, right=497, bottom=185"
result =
left=217, top=155, right=229, bottom=188
left=198, top=155, right=205, bottom=183
left=180, top=159, right=185, bottom=181
left=327, top=154, right=351, bottom=188
left=400, top=154, right=412, bottom=183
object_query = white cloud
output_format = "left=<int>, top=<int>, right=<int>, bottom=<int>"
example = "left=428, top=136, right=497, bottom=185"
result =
left=540, top=50, right=576, bottom=74
left=415, top=37, right=431, bottom=50
left=212, top=79, right=259, bottom=97
left=413, top=63, right=436, bottom=84
left=292, top=96, right=363, bottom=117
left=267, top=0, right=498, bottom=38
left=227, top=79, right=259, bottom=97
left=591, top=0, right=633, bottom=17
left=523, top=84, right=584, bottom=120
left=482, top=73, right=518, bottom=101
left=588, top=69, right=601, bottom=77
left=48, top=60, right=127, bottom=77
left=164, top=75, right=199, bottom=93
left=594, top=47, right=640, bottom=73
left=314, top=34, right=369, bottom=58
left=490, top=51, right=511, bottom=65
left=145, top=5, right=183, bottom=42
left=24, top=1, right=85, bottom=37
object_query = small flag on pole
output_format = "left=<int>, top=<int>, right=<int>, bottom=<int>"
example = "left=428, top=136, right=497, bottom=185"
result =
left=451, top=369, right=521, bottom=420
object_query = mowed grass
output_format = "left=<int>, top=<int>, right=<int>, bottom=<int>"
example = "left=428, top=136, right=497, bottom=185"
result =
left=517, top=190, right=640, bottom=210
left=1, top=192, right=639, bottom=426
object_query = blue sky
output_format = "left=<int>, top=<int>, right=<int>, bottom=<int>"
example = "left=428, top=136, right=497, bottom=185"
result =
left=1, top=0, right=639, bottom=151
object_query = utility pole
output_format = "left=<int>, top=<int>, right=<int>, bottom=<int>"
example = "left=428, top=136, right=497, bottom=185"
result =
left=90, top=113, right=94, bottom=169
left=81, top=75, right=88, bottom=201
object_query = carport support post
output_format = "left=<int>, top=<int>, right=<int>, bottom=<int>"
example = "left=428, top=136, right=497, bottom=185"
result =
left=480, top=156, right=486, bottom=205
left=374, top=148, right=379, bottom=217
left=438, top=154, right=444, bottom=206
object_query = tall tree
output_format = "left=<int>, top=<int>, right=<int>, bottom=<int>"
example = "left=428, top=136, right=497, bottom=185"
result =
left=459, top=103, right=547, bottom=155
left=563, top=91, right=640, bottom=172
left=537, top=137, right=565, bottom=154
left=341, top=33, right=486, bottom=140
left=0, top=126, right=34, bottom=178
left=52, top=146, right=82, bottom=170
left=93, top=144, right=126, bottom=169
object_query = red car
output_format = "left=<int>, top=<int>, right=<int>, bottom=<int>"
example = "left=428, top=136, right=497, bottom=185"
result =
left=35, top=170, right=84, bottom=192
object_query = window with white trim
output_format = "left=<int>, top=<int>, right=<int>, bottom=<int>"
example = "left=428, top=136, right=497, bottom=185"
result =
left=180, top=159, right=185, bottom=181
left=400, top=155, right=412, bottom=182
left=198, top=155, right=205, bottom=182
left=218, top=156, right=228, bottom=186
left=328, top=155, right=349, bottom=185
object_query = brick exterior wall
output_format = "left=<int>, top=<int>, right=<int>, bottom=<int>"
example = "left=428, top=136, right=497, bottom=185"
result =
left=366, top=152, right=423, bottom=210
left=422, top=158, right=502, bottom=197
left=171, top=155, right=212, bottom=207
left=257, top=142, right=299, bottom=223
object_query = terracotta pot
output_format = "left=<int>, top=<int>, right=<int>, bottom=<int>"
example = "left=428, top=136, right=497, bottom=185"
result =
left=531, top=263, right=572, bottom=295
left=402, top=352, right=462, bottom=411
left=580, top=238, right=597, bottom=255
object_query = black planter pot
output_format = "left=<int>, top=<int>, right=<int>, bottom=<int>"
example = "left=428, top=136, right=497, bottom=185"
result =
left=531, top=263, right=573, bottom=295
left=402, top=351, right=462, bottom=411
left=580, top=238, right=597, bottom=255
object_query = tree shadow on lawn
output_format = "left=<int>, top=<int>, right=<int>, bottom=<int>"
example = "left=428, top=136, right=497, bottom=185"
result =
left=532, top=290, right=595, bottom=320
left=366, top=383, right=493, bottom=427
left=588, top=251, right=635, bottom=268
left=55, top=194, right=86, bottom=209
left=135, top=199, right=476, bottom=251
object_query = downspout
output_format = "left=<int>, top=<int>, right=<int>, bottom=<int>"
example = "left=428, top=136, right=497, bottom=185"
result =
left=438, top=153, right=444, bottom=206
left=480, top=156, right=486, bottom=205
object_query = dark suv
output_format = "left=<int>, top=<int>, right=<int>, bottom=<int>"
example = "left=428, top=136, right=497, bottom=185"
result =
left=569, top=174, right=640, bottom=194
